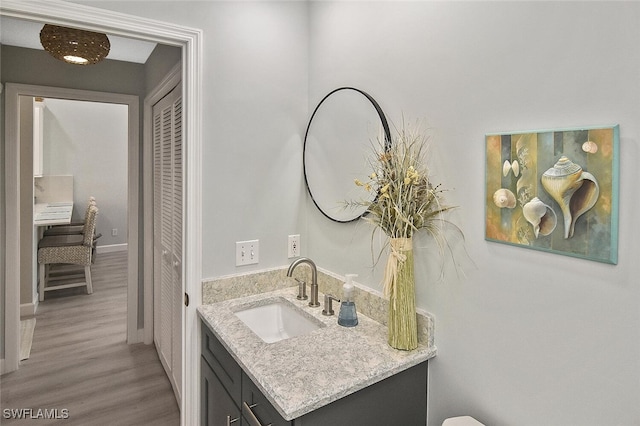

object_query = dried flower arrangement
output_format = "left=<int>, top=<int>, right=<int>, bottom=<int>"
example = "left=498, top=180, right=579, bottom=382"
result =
left=346, top=120, right=459, bottom=349
left=352, top=125, right=455, bottom=240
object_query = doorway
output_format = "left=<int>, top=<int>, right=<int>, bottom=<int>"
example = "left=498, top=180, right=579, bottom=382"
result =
left=4, top=82, right=140, bottom=355
left=1, top=2, right=203, bottom=424
left=27, top=95, right=129, bottom=314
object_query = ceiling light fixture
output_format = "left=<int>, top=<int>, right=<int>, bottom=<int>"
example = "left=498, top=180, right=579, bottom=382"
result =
left=40, top=24, right=110, bottom=65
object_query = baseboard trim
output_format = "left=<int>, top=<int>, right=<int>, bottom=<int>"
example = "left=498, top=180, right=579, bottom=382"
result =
left=127, top=327, right=145, bottom=344
left=96, top=243, right=128, bottom=254
left=20, top=299, right=38, bottom=317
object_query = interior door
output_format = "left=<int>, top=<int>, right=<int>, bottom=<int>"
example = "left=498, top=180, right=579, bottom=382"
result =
left=152, top=83, right=183, bottom=405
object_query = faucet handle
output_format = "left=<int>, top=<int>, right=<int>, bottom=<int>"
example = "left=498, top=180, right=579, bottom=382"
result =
left=295, top=278, right=308, bottom=300
left=322, top=294, right=340, bottom=316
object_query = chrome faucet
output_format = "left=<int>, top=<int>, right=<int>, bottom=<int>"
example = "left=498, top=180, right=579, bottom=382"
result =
left=287, top=257, right=320, bottom=307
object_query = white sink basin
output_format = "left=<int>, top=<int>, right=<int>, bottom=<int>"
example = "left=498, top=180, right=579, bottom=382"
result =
left=234, top=298, right=323, bottom=343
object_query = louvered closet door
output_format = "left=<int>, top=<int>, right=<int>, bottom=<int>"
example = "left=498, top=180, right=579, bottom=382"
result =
left=171, top=93, right=183, bottom=399
left=152, top=83, right=182, bottom=405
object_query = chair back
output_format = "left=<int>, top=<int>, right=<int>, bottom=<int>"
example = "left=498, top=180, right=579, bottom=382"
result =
left=80, top=198, right=97, bottom=234
left=83, top=197, right=97, bottom=222
left=83, top=206, right=99, bottom=247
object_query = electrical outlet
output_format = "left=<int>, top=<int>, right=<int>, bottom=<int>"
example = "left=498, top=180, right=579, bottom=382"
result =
left=236, top=240, right=259, bottom=266
left=288, top=234, right=300, bottom=258
left=111, top=228, right=118, bottom=236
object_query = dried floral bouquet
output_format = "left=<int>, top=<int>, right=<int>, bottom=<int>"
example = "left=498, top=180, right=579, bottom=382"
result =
left=347, top=121, right=457, bottom=350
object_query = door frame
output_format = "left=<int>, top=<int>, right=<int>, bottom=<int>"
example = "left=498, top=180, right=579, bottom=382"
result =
left=0, top=2, right=203, bottom=425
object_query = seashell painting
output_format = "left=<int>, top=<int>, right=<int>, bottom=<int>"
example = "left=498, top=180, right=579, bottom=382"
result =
left=502, top=160, right=520, bottom=177
left=582, top=140, right=598, bottom=154
left=485, top=126, right=619, bottom=264
left=511, top=160, right=520, bottom=177
left=502, top=160, right=511, bottom=177
left=493, top=188, right=516, bottom=209
left=541, top=156, right=600, bottom=239
left=522, top=197, right=557, bottom=238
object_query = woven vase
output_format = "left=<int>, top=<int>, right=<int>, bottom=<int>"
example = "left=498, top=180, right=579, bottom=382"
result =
left=387, top=237, right=418, bottom=351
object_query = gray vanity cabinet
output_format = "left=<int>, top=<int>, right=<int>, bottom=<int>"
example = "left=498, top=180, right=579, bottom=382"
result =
left=201, top=322, right=428, bottom=426
left=201, top=324, right=243, bottom=426
left=201, top=325, right=289, bottom=426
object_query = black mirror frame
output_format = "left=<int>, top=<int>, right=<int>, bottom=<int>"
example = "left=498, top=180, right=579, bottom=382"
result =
left=303, top=87, right=392, bottom=223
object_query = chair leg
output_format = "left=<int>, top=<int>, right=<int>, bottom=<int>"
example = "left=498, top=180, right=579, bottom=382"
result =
left=85, top=265, right=93, bottom=295
left=39, top=263, right=46, bottom=301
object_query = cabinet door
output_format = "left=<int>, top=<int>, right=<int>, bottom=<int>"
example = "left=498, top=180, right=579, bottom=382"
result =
left=201, top=326, right=242, bottom=403
left=202, top=358, right=241, bottom=426
left=241, top=374, right=290, bottom=426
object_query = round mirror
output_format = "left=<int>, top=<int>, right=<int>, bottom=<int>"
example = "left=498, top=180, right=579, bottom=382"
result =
left=303, top=87, right=391, bottom=222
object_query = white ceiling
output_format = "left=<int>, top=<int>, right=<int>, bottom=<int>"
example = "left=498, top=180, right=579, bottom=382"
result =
left=0, top=16, right=157, bottom=64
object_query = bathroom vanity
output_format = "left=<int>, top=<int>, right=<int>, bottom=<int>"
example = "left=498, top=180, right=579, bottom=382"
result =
left=198, top=286, right=436, bottom=425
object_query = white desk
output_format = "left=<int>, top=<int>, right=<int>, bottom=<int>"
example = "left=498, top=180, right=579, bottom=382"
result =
left=34, top=202, right=74, bottom=226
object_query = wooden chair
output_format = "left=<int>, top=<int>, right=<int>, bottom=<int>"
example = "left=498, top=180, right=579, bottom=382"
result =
left=38, top=205, right=98, bottom=301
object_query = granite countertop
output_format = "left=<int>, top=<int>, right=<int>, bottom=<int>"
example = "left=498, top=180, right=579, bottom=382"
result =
left=197, top=286, right=436, bottom=421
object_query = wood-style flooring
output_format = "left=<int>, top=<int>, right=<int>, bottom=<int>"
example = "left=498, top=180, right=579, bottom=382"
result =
left=0, top=251, right=180, bottom=425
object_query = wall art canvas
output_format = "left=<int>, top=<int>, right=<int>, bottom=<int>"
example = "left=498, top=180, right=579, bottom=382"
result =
left=485, top=125, right=619, bottom=264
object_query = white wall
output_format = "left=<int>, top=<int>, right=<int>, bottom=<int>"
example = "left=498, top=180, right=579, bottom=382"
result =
left=308, top=2, right=640, bottom=425
left=43, top=98, right=128, bottom=247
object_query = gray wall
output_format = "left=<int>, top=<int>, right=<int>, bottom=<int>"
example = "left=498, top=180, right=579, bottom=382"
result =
left=81, top=0, right=310, bottom=279
left=0, top=79, right=4, bottom=359
left=18, top=97, right=34, bottom=309
left=43, top=98, right=129, bottom=247
left=0, top=45, right=146, bottom=95
left=307, top=2, right=640, bottom=425
left=145, top=43, right=182, bottom=94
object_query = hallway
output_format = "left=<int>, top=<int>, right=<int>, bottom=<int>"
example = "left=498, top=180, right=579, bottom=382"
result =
left=1, top=251, right=180, bottom=425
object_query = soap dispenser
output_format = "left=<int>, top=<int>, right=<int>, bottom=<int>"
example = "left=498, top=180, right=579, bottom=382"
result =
left=338, top=274, right=358, bottom=327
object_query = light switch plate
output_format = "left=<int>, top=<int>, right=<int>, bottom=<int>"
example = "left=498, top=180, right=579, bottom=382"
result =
left=236, top=240, right=259, bottom=266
